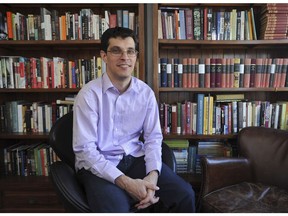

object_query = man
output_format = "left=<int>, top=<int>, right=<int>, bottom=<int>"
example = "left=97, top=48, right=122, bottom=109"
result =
left=73, top=27, right=195, bottom=213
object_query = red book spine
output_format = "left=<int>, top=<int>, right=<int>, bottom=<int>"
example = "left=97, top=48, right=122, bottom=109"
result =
left=30, top=58, right=37, bottom=88
left=215, top=58, right=222, bottom=87
left=6, top=11, right=14, bottom=39
left=210, top=58, right=216, bottom=88
left=191, top=58, right=196, bottom=88
left=186, top=101, right=192, bottom=134
left=182, top=58, right=188, bottom=88
left=244, top=58, right=251, bottom=88
left=195, top=58, right=199, bottom=88
left=228, top=102, right=232, bottom=134
left=265, top=58, right=272, bottom=88
left=255, top=58, right=263, bottom=88
left=185, top=9, right=193, bottom=40
left=221, top=58, right=226, bottom=88
left=203, top=7, right=208, bottom=40
left=171, top=104, right=177, bottom=134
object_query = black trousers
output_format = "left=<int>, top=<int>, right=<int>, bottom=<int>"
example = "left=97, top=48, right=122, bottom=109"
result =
left=77, top=155, right=196, bottom=213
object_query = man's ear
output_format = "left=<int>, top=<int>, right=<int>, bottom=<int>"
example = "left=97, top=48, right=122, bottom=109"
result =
left=100, top=50, right=107, bottom=63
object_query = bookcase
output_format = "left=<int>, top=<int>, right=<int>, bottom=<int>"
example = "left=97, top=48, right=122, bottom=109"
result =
left=0, top=3, right=144, bottom=212
left=152, top=3, right=288, bottom=194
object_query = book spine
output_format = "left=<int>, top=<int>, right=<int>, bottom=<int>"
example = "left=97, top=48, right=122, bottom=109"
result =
left=196, top=94, right=204, bottom=135
left=160, top=58, right=168, bottom=87
left=220, top=58, right=226, bottom=88
left=215, top=58, right=222, bottom=87
left=205, top=58, right=210, bottom=88
left=198, top=58, right=205, bottom=88
left=210, top=58, right=216, bottom=88
left=182, top=58, right=188, bottom=88
left=244, top=58, right=251, bottom=88
left=234, top=58, right=241, bottom=88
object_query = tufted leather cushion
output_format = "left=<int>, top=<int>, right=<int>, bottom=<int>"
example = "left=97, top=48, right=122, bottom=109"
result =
left=202, top=182, right=288, bottom=213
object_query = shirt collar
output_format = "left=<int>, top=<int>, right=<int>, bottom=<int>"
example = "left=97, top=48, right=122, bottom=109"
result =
left=102, top=72, right=140, bottom=95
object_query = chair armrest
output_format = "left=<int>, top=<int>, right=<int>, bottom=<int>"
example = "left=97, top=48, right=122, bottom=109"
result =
left=161, top=142, right=177, bottom=173
left=200, top=157, right=252, bottom=198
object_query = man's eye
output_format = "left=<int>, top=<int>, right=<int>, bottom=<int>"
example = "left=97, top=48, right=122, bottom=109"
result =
left=111, top=49, right=121, bottom=54
left=127, top=50, right=136, bottom=55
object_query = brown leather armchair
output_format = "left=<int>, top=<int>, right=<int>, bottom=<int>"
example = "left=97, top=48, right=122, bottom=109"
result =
left=199, top=126, right=288, bottom=213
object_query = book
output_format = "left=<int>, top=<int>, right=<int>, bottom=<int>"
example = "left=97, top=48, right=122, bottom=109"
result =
left=250, top=58, right=256, bottom=87
left=198, top=58, right=205, bottom=88
left=210, top=58, right=216, bottom=88
left=215, top=58, right=222, bottom=87
left=221, top=58, right=227, bottom=88
left=255, top=58, right=263, bottom=88
left=196, top=94, right=204, bottom=135
left=160, top=58, right=168, bottom=87
left=215, top=94, right=245, bottom=102
left=205, top=58, right=210, bottom=88
left=182, top=58, right=188, bottom=88
left=244, top=58, right=251, bottom=88
left=193, top=7, right=201, bottom=40
left=234, top=58, right=241, bottom=88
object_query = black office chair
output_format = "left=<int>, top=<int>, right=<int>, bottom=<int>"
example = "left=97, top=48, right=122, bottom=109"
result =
left=49, top=111, right=177, bottom=213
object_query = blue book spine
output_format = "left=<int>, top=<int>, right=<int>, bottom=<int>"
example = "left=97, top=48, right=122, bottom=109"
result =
left=173, top=58, right=179, bottom=87
left=122, top=10, right=129, bottom=28
left=160, top=58, right=168, bottom=87
left=179, top=10, right=186, bottom=40
left=197, top=94, right=204, bottom=134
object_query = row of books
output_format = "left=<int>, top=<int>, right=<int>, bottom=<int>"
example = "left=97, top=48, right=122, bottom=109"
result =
left=164, top=139, right=234, bottom=174
left=159, top=57, right=288, bottom=88
left=3, top=141, right=60, bottom=177
left=0, top=56, right=139, bottom=89
left=158, top=6, right=257, bottom=40
left=160, top=94, right=288, bottom=135
left=0, top=98, right=75, bottom=133
left=1, top=7, right=138, bottom=41
left=0, top=56, right=105, bottom=89
left=259, top=3, right=288, bottom=40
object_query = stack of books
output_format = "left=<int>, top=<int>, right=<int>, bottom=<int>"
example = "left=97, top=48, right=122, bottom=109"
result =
left=260, top=3, right=288, bottom=39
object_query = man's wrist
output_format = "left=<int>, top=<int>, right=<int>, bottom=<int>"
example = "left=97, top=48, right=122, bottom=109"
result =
left=147, top=170, right=159, bottom=177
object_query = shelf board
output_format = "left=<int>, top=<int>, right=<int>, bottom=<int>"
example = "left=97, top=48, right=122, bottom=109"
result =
left=0, top=132, right=49, bottom=139
left=0, top=88, right=80, bottom=93
left=0, top=40, right=101, bottom=46
left=163, top=134, right=237, bottom=139
left=158, top=39, right=288, bottom=49
left=159, top=87, right=288, bottom=92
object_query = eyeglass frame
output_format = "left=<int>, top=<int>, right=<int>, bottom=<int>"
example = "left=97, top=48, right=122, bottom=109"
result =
left=106, top=47, right=138, bottom=58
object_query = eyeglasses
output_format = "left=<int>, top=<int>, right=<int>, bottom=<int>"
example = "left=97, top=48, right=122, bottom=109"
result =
left=107, top=47, right=138, bottom=58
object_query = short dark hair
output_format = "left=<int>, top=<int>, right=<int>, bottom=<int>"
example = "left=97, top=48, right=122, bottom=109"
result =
left=100, top=27, right=137, bottom=52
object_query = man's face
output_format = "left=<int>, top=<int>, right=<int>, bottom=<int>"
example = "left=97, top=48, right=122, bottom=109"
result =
left=101, top=37, right=137, bottom=81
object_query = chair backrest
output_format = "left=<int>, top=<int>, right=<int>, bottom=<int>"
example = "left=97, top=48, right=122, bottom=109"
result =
left=49, top=111, right=75, bottom=169
left=238, top=126, right=288, bottom=190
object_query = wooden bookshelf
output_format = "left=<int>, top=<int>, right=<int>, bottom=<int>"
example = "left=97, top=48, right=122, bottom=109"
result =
left=152, top=3, right=288, bottom=187
left=0, top=3, right=145, bottom=212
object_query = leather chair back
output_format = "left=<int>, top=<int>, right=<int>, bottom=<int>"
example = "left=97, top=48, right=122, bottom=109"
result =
left=238, top=127, right=288, bottom=190
left=49, top=111, right=75, bottom=169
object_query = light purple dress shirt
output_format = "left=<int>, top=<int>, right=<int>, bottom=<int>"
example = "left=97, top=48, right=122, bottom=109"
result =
left=73, top=72, right=163, bottom=183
